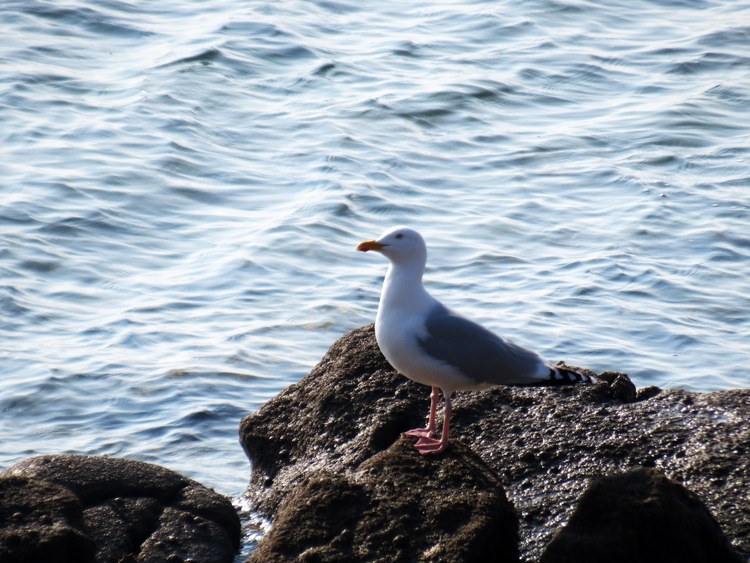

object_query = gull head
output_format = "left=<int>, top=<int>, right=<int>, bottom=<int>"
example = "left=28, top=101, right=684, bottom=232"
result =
left=357, top=226, right=427, bottom=266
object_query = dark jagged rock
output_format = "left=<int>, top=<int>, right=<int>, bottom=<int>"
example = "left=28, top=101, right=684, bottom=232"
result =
left=541, top=468, right=744, bottom=563
left=0, top=455, right=241, bottom=563
left=635, top=385, right=661, bottom=402
left=596, top=371, right=638, bottom=403
left=248, top=437, right=518, bottom=563
left=240, top=324, right=750, bottom=561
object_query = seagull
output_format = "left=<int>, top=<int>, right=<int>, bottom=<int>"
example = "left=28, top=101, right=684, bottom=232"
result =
left=357, top=226, right=588, bottom=454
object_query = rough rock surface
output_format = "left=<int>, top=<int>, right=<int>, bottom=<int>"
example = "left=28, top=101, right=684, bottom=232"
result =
left=240, top=324, right=749, bottom=561
left=248, top=436, right=518, bottom=563
left=541, top=468, right=744, bottom=563
left=0, top=454, right=241, bottom=563
left=0, top=475, right=96, bottom=563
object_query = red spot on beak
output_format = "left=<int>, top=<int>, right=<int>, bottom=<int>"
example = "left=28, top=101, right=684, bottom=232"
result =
left=356, top=240, right=386, bottom=252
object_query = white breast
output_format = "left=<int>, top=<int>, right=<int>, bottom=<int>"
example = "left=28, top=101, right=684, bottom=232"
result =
left=375, top=305, right=477, bottom=392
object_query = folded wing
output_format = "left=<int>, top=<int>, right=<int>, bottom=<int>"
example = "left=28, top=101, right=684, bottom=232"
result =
left=417, top=303, right=549, bottom=386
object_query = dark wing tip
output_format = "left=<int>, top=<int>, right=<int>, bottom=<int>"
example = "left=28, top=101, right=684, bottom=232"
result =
left=521, top=366, right=590, bottom=387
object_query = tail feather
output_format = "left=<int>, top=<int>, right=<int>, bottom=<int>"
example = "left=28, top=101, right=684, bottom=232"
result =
left=522, top=365, right=591, bottom=387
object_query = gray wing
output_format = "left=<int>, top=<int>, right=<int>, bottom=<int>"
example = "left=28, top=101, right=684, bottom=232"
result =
left=417, top=302, right=547, bottom=386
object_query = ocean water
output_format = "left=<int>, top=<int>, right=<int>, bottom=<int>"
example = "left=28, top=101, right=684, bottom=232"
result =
left=2, top=0, right=749, bottom=555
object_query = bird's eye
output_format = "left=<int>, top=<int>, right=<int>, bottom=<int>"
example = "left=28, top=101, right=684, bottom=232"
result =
left=395, top=233, right=403, bottom=239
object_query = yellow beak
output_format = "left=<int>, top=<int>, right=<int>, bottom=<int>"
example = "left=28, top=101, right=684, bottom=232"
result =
left=356, top=240, right=387, bottom=252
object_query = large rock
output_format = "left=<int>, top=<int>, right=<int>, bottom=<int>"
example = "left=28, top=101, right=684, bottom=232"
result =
left=0, top=454, right=241, bottom=563
left=240, top=325, right=750, bottom=561
left=240, top=324, right=421, bottom=517
left=541, top=468, right=744, bottom=563
left=248, top=437, right=518, bottom=563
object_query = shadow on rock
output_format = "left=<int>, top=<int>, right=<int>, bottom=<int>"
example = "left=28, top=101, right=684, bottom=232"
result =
left=541, top=468, right=744, bottom=563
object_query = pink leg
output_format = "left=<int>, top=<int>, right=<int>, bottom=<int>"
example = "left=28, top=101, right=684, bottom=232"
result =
left=414, top=390, right=452, bottom=454
left=404, top=386, right=439, bottom=438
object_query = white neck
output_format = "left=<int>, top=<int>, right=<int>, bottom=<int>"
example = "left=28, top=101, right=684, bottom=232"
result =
left=379, top=260, right=431, bottom=314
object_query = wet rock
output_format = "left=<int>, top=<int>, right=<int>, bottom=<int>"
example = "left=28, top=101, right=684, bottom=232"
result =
left=635, top=385, right=661, bottom=402
left=0, top=455, right=240, bottom=563
left=248, top=437, right=518, bottom=563
left=541, top=468, right=744, bottom=563
left=594, top=370, right=638, bottom=403
left=240, top=324, right=750, bottom=561
left=0, top=476, right=96, bottom=563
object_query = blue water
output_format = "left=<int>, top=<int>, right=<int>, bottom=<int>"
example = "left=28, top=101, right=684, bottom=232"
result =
left=2, top=0, right=750, bottom=554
